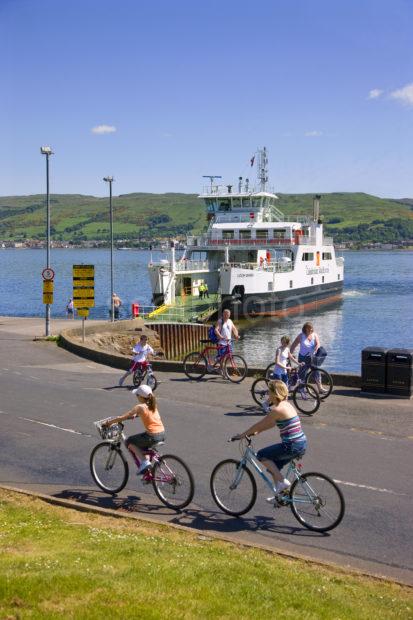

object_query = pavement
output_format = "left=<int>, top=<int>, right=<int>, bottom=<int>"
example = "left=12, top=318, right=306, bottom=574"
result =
left=0, top=317, right=412, bottom=585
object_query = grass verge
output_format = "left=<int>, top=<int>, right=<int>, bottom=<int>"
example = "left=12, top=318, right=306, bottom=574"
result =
left=0, top=489, right=411, bottom=619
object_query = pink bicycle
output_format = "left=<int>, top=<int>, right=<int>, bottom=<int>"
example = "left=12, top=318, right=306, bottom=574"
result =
left=90, top=419, right=194, bottom=510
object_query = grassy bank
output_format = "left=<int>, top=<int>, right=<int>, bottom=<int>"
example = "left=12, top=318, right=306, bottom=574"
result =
left=0, top=489, right=411, bottom=619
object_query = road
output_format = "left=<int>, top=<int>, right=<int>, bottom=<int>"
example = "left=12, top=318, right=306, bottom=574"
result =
left=0, top=318, right=412, bottom=584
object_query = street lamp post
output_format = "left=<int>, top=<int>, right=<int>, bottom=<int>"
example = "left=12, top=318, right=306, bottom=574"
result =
left=103, top=176, right=115, bottom=321
left=40, top=146, right=54, bottom=336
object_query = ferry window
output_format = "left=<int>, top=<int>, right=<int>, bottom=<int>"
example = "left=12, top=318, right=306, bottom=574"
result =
left=311, top=277, right=314, bottom=285
left=206, top=200, right=215, bottom=212
left=218, top=199, right=231, bottom=211
left=273, top=229, right=286, bottom=239
left=256, top=229, right=268, bottom=239
left=322, top=252, right=332, bottom=260
left=231, top=198, right=241, bottom=210
left=240, top=230, right=251, bottom=240
left=268, top=282, right=273, bottom=291
left=251, top=197, right=262, bottom=209
left=289, top=280, right=293, bottom=289
left=322, top=276, right=325, bottom=283
left=338, top=274, right=341, bottom=280
left=222, top=230, right=234, bottom=239
left=241, top=197, right=251, bottom=209
left=302, top=252, right=314, bottom=261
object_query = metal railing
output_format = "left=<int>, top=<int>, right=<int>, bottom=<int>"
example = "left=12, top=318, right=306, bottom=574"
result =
left=187, top=235, right=295, bottom=247
left=223, top=261, right=293, bottom=273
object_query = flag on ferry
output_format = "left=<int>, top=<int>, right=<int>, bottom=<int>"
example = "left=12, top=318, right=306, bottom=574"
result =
left=250, top=155, right=255, bottom=167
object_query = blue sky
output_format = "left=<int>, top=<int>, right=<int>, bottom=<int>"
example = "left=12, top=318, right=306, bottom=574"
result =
left=1, top=0, right=412, bottom=198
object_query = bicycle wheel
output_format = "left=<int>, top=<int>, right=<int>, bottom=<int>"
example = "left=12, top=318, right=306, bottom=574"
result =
left=152, top=455, right=194, bottom=510
left=223, top=354, right=248, bottom=383
left=132, top=370, right=143, bottom=387
left=146, top=373, right=158, bottom=391
left=306, top=369, right=333, bottom=400
left=265, top=363, right=276, bottom=380
left=292, top=384, right=320, bottom=415
left=183, top=352, right=207, bottom=380
left=210, top=459, right=257, bottom=516
left=290, top=472, right=345, bottom=532
left=90, top=442, right=129, bottom=494
left=251, top=377, right=269, bottom=409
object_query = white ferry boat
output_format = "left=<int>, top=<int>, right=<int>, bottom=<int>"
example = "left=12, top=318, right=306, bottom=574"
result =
left=148, top=148, right=344, bottom=318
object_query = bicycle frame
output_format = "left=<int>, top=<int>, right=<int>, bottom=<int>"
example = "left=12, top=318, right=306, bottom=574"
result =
left=98, top=424, right=175, bottom=485
left=233, top=439, right=313, bottom=506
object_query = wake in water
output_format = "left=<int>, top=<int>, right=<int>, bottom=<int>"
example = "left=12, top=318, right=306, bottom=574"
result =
left=343, top=289, right=377, bottom=297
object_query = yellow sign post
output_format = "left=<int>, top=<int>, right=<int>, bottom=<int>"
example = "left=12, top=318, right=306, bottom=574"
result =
left=42, top=278, right=54, bottom=305
left=73, top=264, right=95, bottom=341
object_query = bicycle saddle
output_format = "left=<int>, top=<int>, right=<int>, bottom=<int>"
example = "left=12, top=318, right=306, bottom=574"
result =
left=199, top=339, right=211, bottom=344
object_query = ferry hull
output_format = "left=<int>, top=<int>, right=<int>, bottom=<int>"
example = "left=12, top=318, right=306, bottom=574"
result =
left=221, top=281, right=343, bottom=319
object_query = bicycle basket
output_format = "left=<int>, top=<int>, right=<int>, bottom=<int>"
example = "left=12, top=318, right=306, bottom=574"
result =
left=94, top=419, right=123, bottom=441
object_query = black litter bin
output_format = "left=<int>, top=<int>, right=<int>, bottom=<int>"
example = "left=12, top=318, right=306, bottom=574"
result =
left=386, top=349, right=413, bottom=398
left=361, top=347, right=387, bottom=393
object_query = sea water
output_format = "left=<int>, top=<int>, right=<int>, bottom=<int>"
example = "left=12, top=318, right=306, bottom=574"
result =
left=0, top=248, right=411, bottom=373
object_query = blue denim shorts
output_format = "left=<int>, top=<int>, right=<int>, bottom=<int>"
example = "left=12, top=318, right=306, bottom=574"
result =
left=271, top=371, right=288, bottom=384
left=257, top=440, right=307, bottom=470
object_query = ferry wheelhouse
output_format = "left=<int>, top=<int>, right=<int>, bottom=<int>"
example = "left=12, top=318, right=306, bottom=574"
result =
left=148, top=148, right=344, bottom=318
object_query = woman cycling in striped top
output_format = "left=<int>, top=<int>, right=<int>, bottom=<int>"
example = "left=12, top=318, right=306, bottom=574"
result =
left=233, top=380, right=307, bottom=499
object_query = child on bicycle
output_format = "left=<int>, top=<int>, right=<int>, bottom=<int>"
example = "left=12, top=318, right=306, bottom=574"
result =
left=232, top=380, right=307, bottom=498
left=272, top=335, right=300, bottom=384
left=119, top=334, right=154, bottom=386
left=103, top=384, right=165, bottom=474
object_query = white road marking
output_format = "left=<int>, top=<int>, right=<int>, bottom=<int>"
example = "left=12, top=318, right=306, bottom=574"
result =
left=22, top=417, right=93, bottom=438
left=334, top=479, right=406, bottom=496
left=29, top=375, right=40, bottom=380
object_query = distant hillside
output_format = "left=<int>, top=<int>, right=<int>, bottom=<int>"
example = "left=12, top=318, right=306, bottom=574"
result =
left=0, top=191, right=412, bottom=244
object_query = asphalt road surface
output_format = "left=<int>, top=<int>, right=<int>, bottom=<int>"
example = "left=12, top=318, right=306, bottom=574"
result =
left=1, top=319, right=412, bottom=584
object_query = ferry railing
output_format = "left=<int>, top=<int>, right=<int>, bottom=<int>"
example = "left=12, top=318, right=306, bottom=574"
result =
left=187, top=236, right=296, bottom=247
left=223, top=261, right=293, bottom=273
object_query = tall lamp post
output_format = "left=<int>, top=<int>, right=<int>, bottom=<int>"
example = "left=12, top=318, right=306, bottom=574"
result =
left=40, top=146, right=54, bottom=336
left=103, top=176, right=115, bottom=321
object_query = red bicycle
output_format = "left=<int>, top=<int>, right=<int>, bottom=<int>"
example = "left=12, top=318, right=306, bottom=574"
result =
left=183, top=340, right=248, bottom=383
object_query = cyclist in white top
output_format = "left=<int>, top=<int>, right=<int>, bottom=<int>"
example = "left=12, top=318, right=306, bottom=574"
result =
left=119, top=334, right=155, bottom=386
left=290, top=322, right=327, bottom=392
left=215, top=309, right=239, bottom=348
left=273, top=335, right=299, bottom=384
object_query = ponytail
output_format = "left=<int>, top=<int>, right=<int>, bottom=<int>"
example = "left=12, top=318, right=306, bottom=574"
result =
left=145, top=393, right=157, bottom=412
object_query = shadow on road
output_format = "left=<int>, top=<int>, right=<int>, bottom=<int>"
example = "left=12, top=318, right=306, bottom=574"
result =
left=332, top=389, right=391, bottom=400
left=224, top=404, right=265, bottom=417
left=52, top=488, right=328, bottom=540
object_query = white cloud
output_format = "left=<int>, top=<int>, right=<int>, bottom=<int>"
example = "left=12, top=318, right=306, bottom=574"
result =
left=368, top=88, right=383, bottom=99
left=304, top=130, right=322, bottom=137
left=389, top=82, right=413, bottom=107
left=91, top=125, right=117, bottom=134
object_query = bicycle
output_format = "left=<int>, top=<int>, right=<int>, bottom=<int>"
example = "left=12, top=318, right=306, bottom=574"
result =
left=265, top=359, right=333, bottom=399
left=90, top=419, right=194, bottom=510
left=132, top=362, right=158, bottom=390
left=210, top=436, right=345, bottom=532
left=251, top=367, right=320, bottom=415
left=183, top=340, right=248, bottom=383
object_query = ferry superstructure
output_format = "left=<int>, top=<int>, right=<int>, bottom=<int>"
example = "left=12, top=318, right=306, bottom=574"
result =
left=148, top=148, right=344, bottom=318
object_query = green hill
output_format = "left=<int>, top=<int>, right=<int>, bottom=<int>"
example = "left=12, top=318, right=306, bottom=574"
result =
left=0, top=191, right=412, bottom=244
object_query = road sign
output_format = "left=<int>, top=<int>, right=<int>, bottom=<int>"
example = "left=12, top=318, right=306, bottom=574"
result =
left=43, top=281, right=54, bottom=293
left=73, top=264, right=95, bottom=312
left=42, top=267, right=55, bottom=281
left=73, top=265, right=94, bottom=278
left=73, top=298, right=94, bottom=308
left=43, top=293, right=53, bottom=304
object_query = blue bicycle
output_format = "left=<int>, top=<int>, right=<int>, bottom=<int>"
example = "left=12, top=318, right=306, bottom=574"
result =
left=210, top=436, right=345, bottom=532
